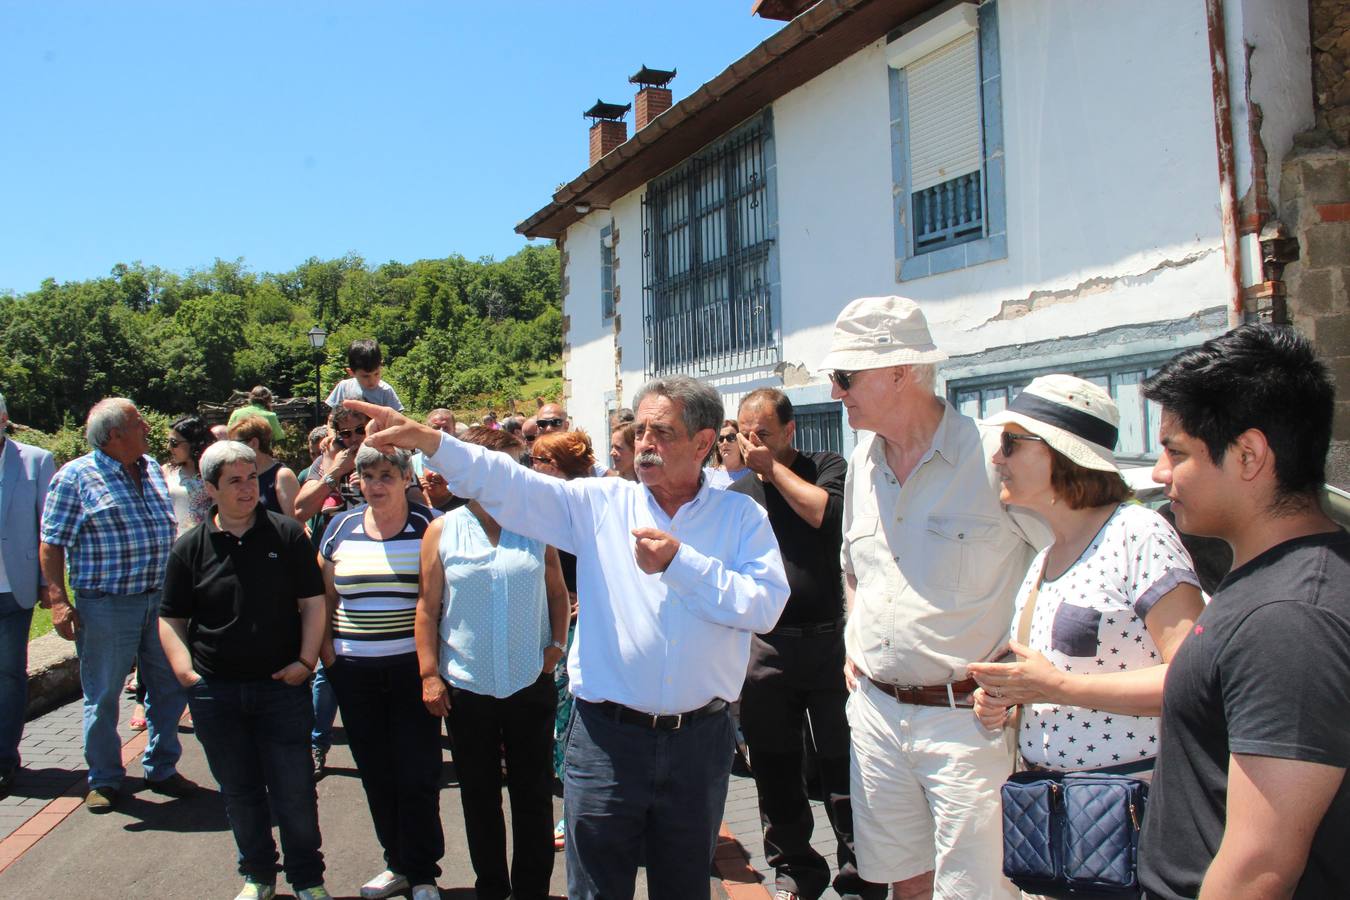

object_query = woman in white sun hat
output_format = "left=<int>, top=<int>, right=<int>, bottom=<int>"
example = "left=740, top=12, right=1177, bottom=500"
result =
left=967, top=374, right=1205, bottom=777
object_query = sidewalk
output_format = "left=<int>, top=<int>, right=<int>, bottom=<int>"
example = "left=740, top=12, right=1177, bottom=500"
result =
left=0, top=694, right=785, bottom=898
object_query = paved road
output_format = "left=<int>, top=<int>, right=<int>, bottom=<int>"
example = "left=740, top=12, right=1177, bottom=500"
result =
left=0, top=694, right=780, bottom=898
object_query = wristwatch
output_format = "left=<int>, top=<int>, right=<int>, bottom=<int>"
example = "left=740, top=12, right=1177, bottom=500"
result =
left=548, top=640, right=567, bottom=653
left=323, top=474, right=342, bottom=493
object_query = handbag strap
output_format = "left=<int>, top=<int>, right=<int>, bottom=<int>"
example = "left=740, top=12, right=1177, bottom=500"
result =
left=1015, top=554, right=1049, bottom=647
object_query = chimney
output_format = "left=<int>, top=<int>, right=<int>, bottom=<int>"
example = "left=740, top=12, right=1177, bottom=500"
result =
left=630, top=66, right=676, bottom=130
left=585, top=99, right=631, bottom=166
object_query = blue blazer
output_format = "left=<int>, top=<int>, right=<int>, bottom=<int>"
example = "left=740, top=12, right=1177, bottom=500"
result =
left=1, top=438, right=56, bottom=609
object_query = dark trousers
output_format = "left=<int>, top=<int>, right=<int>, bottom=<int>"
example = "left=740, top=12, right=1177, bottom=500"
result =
left=328, top=655, right=444, bottom=885
left=0, top=593, right=33, bottom=774
left=564, top=698, right=734, bottom=900
left=444, top=672, right=557, bottom=900
left=188, top=677, right=324, bottom=890
left=740, top=630, right=884, bottom=900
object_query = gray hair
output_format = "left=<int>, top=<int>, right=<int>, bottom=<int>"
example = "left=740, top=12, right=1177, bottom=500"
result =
left=909, top=363, right=938, bottom=392
left=85, top=398, right=136, bottom=449
left=200, top=441, right=257, bottom=487
left=355, top=444, right=412, bottom=477
left=631, top=375, right=724, bottom=438
left=307, top=425, right=330, bottom=443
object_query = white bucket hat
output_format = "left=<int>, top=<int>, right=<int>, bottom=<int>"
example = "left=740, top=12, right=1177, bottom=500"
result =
left=986, top=374, right=1120, bottom=472
left=818, top=295, right=948, bottom=373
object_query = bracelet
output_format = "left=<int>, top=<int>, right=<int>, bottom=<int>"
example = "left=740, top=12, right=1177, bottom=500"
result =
left=323, top=474, right=341, bottom=493
left=297, top=657, right=317, bottom=672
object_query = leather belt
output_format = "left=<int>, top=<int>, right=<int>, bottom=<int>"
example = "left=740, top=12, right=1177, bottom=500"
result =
left=769, top=619, right=843, bottom=637
left=583, top=698, right=728, bottom=731
left=867, top=676, right=978, bottom=709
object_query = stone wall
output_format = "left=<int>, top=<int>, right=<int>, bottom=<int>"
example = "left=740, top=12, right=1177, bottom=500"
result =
left=1283, top=1, right=1350, bottom=490
left=1312, top=0, right=1350, bottom=144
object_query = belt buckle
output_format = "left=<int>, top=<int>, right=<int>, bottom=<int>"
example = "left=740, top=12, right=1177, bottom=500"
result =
left=652, top=711, right=683, bottom=730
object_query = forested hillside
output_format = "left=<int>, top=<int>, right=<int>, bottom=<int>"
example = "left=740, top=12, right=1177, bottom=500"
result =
left=0, top=245, right=561, bottom=433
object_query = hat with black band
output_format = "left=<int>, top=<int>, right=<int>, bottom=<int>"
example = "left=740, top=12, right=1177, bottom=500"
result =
left=986, top=374, right=1121, bottom=472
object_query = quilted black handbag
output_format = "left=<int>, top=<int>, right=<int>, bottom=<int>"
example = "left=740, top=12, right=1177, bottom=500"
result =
left=1001, top=767, right=1148, bottom=898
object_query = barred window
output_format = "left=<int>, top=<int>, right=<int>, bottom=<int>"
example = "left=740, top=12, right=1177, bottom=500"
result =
left=792, top=402, right=846, bottom=456
left=642, top=115, right=778, bottom=376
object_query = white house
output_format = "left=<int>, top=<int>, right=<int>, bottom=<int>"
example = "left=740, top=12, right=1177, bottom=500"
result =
left=517, top=0, right=1315, bottom=463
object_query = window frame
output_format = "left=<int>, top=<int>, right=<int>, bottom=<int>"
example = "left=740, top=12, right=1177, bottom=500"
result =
left=889, top=0, right=1007, bottom=281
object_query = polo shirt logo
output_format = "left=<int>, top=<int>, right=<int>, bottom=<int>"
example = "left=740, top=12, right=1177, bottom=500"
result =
left=268, top=552, right=278, bottom=559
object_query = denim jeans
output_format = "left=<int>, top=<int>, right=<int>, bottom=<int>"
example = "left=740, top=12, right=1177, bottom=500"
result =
left=310, top=662, right=337, bottom=752
left=0, top=592, right=34, bottom=774
left=189, top=677, right=325, bottom=890
left=564, top=699, right=734, bottom=900
left=74, top=589, right=187, bottom=788
left=327, top=655, right=444, bottom=885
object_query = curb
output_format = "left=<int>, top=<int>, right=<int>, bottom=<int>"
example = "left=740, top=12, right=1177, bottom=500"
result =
left=25, top=633, right=81, bottom=721
left=713, top=821, right=772, bottom=899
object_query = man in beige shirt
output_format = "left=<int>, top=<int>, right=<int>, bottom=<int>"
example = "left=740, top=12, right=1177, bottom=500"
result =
left=824, top=296, right=1043, bottom=900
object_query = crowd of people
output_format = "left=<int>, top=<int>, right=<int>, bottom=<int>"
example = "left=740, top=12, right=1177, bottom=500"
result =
left=0, top=304, right=1344, bottom=900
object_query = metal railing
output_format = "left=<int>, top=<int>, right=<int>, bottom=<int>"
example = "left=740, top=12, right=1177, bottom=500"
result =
left=642, top=119, right=778, bottom=376
left=912, top=170, right=983, bottom=253
left=793, top=403, right=845, bottom=455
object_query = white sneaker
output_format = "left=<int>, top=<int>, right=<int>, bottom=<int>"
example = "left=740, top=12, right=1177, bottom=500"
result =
left=410, top=885, right=440, bottom=900
left=360, top=870, right=411, bottom=899
left=233, top=882, right=276, bottom=900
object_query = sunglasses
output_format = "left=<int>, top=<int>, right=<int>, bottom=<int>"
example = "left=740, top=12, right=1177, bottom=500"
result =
left=717, top=433, right=738, bottom=444
left=336, top=425, right=366, bottom=440
left=167, top=437, right=185, bottom=448
left=529, top=455, right=555, bottom=466
left=1000, top=431, right=1047, bottom=457
left=536, top=417, right=565, bottom=429
left=524, top=434, right=537, bottom=443
left=828, top=370, right=858, bottom=391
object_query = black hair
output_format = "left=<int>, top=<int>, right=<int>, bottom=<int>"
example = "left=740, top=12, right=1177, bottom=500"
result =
left=1142, top=324, right=1333, bottom=504
left=740, top=387, right=795, bottom=425
left=347, top=338, right=382, bottom=371
left=170, top=415, right=216, bottom=468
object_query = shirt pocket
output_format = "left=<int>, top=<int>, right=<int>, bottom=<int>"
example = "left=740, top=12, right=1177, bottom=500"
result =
left=842, top=515, right=883, bottom=581
left=922, top=514, right=1007, bottom=599
left=1050, top=602, right=1102, bottom=657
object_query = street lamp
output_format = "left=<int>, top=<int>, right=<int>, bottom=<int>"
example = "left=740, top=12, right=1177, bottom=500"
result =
left=307, top=325, right=328, bottom=428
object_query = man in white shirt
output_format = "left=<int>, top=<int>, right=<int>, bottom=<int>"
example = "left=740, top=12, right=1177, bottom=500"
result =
left=347, top=375, right=790, bottom=900
left=825, top=296, right=1042, bottom=900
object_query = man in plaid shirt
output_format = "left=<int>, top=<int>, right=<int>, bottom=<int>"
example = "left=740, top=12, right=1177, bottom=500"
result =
left=39, top=398, right=196, bottom=812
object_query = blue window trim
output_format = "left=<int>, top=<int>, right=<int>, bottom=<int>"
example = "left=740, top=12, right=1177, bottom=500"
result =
left=891, top=0, right=1007, bottom=281
left=782, top=384, right=856, bottom=458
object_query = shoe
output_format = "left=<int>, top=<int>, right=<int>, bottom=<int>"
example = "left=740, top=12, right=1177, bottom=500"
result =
left=410, top=885, right=440, bottom=900
left=296, top=887, right=333, bottom=900
left=774, top=892, right=801, bottom=900
left=553, top=817, right=566, bottom=851
left=128, top=715, right=147, bottom=732
left=360, top=870, right=410, bottom=899
left=85, top=786, right=119, bottom=813
left=312, top=746, right=327, bottom=780
left=146, top=772, right=198, bottom=798
left=234, top=880, right=277, bottom=900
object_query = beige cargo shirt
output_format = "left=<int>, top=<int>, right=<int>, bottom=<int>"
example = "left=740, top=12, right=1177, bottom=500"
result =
left=843, top=402, right=1046, bottom=686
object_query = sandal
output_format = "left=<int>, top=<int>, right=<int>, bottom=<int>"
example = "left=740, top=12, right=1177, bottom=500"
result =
left=129, top=704, right=147, bottom=731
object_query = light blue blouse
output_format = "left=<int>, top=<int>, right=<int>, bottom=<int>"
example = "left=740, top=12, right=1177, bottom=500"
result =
left=437, top=506, right=550, bottom=698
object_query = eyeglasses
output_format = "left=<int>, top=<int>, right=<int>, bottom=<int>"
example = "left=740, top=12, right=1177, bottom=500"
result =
left=336, top=425, right=366, bottom=440
left=524, top=434, right=537, bottom=443
left=1000, top=431, right=1047, bottom=457
left=167, top=437, right=185, bottom=448
left=529, top=455, right=555, bottom=466
left=717, top=433, right=738, bottom=444
left=536, top=418, right=565, bottom=430
left=828, top=370, right=858, bottom=391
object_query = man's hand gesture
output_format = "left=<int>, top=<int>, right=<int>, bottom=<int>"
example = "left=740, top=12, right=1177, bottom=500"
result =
left=632, top=528, right=680, bottom=574
left=343, top=400, right=443, bottom=456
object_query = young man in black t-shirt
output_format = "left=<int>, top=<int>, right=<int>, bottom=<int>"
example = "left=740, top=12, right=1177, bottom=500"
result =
left=1137, top=325, right=1349, bottom=899
left=159, top=441, right=332, bottom=900
left=730, top=389, right=885, bottom=900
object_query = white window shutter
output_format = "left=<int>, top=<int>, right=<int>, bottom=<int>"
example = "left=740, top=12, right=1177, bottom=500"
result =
left=907, top=32, right=982, bottom=192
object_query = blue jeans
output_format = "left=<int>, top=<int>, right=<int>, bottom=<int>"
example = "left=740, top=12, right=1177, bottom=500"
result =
left=310, top=662, right=337, bottom=752
left=564, top=700, right=734, bottom=900
left=74, top=589, right=187, bottom=788
left=189, top=677, right=325, bottom=890
left=0, top=592, right=34, bottom=774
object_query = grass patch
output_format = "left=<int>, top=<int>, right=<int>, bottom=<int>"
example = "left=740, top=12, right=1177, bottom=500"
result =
left=29, top=605, right=53, bottom=641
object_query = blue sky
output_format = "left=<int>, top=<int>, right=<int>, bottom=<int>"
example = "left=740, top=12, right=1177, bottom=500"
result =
left=0, top=2, right=779, bottom=295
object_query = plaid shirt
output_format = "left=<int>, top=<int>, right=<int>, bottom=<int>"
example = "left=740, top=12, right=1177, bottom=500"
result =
left=40, top=449, right=177, bottom=596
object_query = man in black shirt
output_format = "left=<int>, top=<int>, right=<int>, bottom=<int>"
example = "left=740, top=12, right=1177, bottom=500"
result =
left=1137, top=325, right=1349, bottom=899
left=730, top=389, right=883, bottom=900
left=159, top=441, right=332, bottom=900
